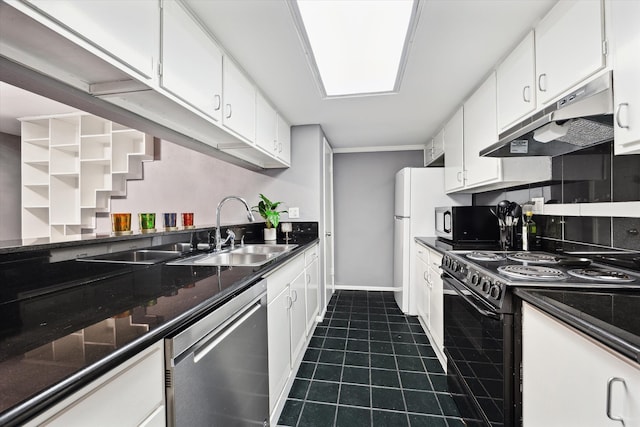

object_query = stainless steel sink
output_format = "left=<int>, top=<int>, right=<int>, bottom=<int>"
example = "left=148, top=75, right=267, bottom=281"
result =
left=167, top=244, right=297, bottom=267
left=77, top=249, right=183, bottom=264
left=232, top=244, right=297, bottom=255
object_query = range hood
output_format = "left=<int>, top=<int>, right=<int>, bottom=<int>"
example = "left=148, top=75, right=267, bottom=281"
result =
left=480, top=72, right=614, bottom=158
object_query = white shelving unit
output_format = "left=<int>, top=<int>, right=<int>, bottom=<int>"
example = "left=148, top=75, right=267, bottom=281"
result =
left=20, top=112, right=153, bottom=239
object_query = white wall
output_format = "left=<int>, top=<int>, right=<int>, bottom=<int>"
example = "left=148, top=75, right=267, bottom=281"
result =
left=333, top=151, right=423, bottom=289
left=0, top=132, right=21, bottom=240
left=99, top=126, right=324, bottom=234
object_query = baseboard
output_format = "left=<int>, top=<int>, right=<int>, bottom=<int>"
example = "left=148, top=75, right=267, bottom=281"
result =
left=334, top=284, right=397, bottom=292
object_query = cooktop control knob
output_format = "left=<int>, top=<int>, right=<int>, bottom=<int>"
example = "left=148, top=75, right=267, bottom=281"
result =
left=489, top=284, right=501, bottom=300
left=480, top=278, right=491, bottom=294
left=443, top=256, right=450, bottom=269
left=470, top=273, right=480, bottom=286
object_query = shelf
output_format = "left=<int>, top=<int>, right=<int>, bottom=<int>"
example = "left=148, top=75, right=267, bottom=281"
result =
left=51, top=143, right=80, bottom=152
left=21, top=112, right=153, bottom=238
left=23, top=138, right=50, bottom=146
left=80, top=158, right=110, bottom=165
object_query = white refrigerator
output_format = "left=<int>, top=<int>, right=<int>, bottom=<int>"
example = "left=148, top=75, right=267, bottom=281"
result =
left=393, top=167, right=469, bottom=314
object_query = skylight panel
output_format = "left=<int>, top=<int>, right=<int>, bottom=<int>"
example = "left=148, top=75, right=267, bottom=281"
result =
left=293, top=0, right=417, bottom=98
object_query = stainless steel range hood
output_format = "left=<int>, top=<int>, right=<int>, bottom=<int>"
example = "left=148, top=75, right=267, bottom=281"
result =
left=480, top=72, right=614, bottom=158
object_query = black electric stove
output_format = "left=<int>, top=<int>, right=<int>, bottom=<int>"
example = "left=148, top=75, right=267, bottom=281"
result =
left=442, top=250, right=640, bottom=313
left=440, top=249, right=640, bottom=427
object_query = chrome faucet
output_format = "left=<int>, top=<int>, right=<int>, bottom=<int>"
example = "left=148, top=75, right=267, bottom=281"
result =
left=215, top=196, right=255, bottom=251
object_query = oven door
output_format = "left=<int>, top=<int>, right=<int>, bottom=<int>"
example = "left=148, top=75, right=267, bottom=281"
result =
left=443, top=272, right=513, bottom=427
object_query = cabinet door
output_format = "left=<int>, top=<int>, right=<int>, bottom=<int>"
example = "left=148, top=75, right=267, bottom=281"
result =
left=223, top=59, right=256, bottom=142
left=416, top=257, right=430, bottom=328
left=428, top=250, right=444, bottom=355
left=305, top=257, right=319, bottom=335
left=497, top=31, right=536, bottom=131
left=267, top=286, right=291, bottom=412
left=26, top=0, right=159, bottom=81
left=463, top=73, right=502, bottom=188
left=522, top=303, right=640, bottom=427
left=256, top=92, right=277, bottom=154
left=25, top=341, right=165, bottom=427
left=444, top=107, right=465, bottom=193
left=161, top=0, right=223, bottom=122
left=289, top=271, right=307, bottom=365
left=432, top=128, right=445, bottom=160
left=535, top=0, right=605, bottom=105
left=611, top=0, right=640, bottom=155
left=276, top=114, right=291, bottom=165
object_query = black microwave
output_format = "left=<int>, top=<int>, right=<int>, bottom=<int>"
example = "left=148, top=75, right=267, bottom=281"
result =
left=435, top=206, right=500, bottom=243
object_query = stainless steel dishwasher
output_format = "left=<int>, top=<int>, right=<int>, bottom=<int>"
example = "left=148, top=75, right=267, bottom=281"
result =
left=165, top=280, right=269, bottom=426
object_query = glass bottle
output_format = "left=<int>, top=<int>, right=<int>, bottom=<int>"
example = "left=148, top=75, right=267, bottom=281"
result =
left=522, top=212, right=537, bottom=251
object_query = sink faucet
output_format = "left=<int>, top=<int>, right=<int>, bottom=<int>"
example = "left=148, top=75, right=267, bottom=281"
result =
left=215, top=196, right=255, bottom=251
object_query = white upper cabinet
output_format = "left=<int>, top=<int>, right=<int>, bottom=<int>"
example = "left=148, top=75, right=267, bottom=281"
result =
left=25, top=0, right=160, bottom=82
left=276, top=114, right=291, bottom=165
left=535, top=0, right=605, bottom=105
left=256, top=91, right=278, bottom=154
left=497, top=31, right=536, bottom=131
left=463, top=72, right=502, bottom=188
left=161, top=0, right=223, bottom=123
left=443, top=107, right=465, bottom=193
left=610, top=0, right=640, bottom=155
left=223, top=59, right=256, bottom=142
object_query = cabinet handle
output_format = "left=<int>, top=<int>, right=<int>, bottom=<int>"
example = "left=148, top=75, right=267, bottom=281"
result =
left=423, top=271, right=429, bottom=282
left=522, top=85, right=531, bottom=103
left=615, top=103, right=630, bottom=129
left=225, top=104, right=232, bottom=119
left=456, top=171, right=463, bottom=183
left=291, top=289, right=298, bottom=303
left=606, top=377, right=627, bottom=426
left=286, top=295, right=293, bottom=309
left=279, top=143, right=283, bottom=153
left=325, top=232, right=332, bottom=237
left=537, top=73, right=547, bottom=92
left=306, top=274, right=311, bottom=284
left=214, top=94, right=221, bottom=111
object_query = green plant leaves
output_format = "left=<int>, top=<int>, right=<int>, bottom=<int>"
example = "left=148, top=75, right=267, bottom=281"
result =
left=252, top=193, right=288, bottom=229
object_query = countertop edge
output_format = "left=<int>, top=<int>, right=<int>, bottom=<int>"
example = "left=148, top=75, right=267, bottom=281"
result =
left=1, top=238, right=319, bottom=427
left=414, top=237, right=446, bottom=254
left=514, top=288, right=640, bottom=365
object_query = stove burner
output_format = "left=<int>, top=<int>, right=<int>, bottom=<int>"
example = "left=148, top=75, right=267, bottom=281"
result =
left=506, top=252, right=559, bottom=264
left=466, top=251, right=505, bottom=261
left=498, top=265, right=567, bottom=281
left=567, top=268, right=636, bottom=282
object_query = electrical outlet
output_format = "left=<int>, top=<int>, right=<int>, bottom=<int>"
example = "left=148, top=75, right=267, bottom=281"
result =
left=531, top=197, right=544, bottom=214
left=288, top=207, right=300, bottom=219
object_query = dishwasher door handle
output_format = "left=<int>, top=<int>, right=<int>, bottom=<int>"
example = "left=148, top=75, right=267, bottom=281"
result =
left=194, top=302, right=262, bottom=363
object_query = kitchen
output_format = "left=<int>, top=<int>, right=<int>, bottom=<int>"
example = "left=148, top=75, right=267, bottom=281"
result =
left=1, top=0, right=639, bottom=426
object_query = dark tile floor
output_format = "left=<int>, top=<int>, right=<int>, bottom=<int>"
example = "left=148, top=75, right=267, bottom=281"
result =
left=277, top=290, right=464, bottom=427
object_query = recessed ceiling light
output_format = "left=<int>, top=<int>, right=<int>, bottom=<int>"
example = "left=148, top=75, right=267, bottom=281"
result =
left=290, top=0, right=420, bottom=98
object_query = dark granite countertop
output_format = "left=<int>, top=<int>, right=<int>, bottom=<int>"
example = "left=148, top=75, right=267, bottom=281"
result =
left=515, top=288, right=640, bottom=364
left=0, top=225, right=318, bottom=426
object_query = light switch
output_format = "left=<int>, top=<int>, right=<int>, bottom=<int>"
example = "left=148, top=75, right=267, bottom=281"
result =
left=288, top=207, right=300, bottom=219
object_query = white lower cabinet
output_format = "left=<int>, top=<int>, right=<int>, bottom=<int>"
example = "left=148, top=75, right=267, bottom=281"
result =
left=305, top=245, right=320, bottom=335
left=414, top=242, right=445, bottom=370
left=25, top=340, right=165, bottom=427
left=265, top=246, right=319, bottom=423
left=522, top=302, right=640, bottom=427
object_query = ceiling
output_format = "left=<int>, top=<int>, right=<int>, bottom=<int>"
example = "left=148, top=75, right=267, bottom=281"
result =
left=185, top=0, right=557, bottom=151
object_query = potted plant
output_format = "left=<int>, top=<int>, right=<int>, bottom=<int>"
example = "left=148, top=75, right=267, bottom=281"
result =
left=252, top=193, right=287, bottom=241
